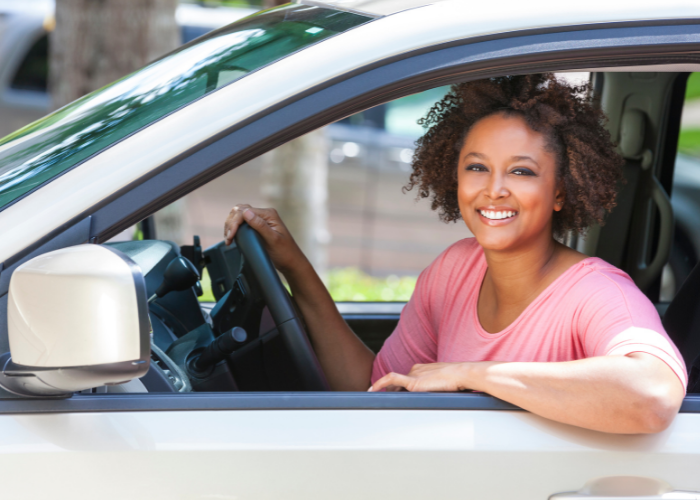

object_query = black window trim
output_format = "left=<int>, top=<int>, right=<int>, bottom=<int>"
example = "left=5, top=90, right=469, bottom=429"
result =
left=1, top=22, right=700, bottom=413
left=0, top=392, right=698, bottom=414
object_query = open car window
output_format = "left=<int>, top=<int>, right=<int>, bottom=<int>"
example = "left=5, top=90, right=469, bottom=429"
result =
left=141, top=86, right=469, bottom=304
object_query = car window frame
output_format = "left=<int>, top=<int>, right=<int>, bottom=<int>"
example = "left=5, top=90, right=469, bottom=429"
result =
left=85, top=21, right=700, bottom=247
left=1, top=20, right=700, bottom=411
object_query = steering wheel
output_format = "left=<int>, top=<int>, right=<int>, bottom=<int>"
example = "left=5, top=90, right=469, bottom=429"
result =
left=234, top=223, right=330, bottom=391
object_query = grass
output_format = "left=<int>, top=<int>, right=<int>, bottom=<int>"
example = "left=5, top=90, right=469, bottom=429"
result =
left=687, top=73, right=700, bottom=102
left=326, top=268, right=417, bottom=302
left=678, top=129, right=700, bottom=156
left=198, top=268, right=217, bottom=302
left=197, top=267, right=418, bottom=303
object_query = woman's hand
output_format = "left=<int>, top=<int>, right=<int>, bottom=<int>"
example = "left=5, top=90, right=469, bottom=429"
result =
left=223, top=204, right=306, bottom=274
left=224, top=204, right=376, bottom=392
left=369, top=362, right=478, bottom=392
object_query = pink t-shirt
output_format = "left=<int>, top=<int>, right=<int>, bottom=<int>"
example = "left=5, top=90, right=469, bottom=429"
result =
left=371, top=238, right=687, bottom=389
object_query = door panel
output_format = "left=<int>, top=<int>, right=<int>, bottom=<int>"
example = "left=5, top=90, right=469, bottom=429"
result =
left=1, top=409, right=698, bottom=499
left=338, top=302, right=403, bottom=353
left=344, top=315, right=398, bottom=353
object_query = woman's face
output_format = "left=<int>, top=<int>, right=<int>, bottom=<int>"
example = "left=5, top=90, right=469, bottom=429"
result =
left=457, top=112, right=563, bottom=252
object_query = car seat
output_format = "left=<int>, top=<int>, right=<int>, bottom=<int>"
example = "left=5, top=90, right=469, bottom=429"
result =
left=596, top=108, right=674, bottom=294
left=662, top=259, right=700, bottom=392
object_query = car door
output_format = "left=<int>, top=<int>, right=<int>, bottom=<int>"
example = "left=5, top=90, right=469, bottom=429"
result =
left=0, top=4, right=699, bottom=499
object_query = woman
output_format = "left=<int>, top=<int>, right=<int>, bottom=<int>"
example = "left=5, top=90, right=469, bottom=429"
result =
left=224, top=74, right=686, bottom=434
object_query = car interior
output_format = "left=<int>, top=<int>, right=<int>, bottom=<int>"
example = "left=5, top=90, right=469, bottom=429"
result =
left=91, top=70, right=700, bottom=396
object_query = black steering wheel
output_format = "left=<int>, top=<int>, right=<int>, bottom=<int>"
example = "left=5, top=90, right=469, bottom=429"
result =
left=234, top=223, right=330, bottom=391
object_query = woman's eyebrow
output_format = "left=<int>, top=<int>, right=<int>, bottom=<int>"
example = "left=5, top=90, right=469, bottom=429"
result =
left=511, top=155, right=539, bottom=166
left=462, top=152, right=487, bottom=161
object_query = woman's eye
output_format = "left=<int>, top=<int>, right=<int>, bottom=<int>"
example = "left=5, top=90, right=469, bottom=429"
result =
left=466, top=163, right=487, bottom=172
left=512, top=168, right=535, bottom=176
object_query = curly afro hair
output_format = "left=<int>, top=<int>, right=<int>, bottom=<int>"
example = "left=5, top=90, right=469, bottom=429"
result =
left=405, top=74, right=624, bottom=237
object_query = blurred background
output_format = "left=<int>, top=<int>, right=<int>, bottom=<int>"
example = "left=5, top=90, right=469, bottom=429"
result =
left=0, top=0, right=698, bottom=301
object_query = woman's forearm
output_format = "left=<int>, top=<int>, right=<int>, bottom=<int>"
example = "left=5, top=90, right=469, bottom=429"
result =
left=371, top=352, right=684, bottom=433
left=282, top=258, right=375, bottom=391
left=471, top=353, right=684, bottom=433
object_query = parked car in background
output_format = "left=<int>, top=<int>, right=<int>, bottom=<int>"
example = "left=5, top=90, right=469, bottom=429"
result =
left=0, top=0, right=257, bottom=137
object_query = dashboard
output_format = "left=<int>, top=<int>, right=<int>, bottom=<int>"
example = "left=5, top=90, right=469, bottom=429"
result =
left=107, top=237, right=312, bottom=393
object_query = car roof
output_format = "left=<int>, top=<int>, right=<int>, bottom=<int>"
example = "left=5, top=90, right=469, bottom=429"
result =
left=304, top=0, right=700, bottom=22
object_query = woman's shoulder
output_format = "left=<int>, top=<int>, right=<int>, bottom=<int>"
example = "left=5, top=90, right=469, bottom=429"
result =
left=418, top=237, right=484, bottom=288
left=565, top=257, right=655, bottom=317
left=574, top=257, right=638, bottom=289
left=433, top=237, right=484, bottom=270
left=441, top=237, right=483, bottom=260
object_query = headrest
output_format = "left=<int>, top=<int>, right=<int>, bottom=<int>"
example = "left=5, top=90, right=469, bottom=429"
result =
left=620, top=109, right=647, bottom=159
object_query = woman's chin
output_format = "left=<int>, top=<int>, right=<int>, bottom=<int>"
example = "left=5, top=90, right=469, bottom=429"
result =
left=473, top=234, right=519, bottom=252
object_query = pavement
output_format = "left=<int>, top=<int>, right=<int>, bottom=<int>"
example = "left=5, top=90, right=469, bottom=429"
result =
left=682, top=100, right=700, bottom=129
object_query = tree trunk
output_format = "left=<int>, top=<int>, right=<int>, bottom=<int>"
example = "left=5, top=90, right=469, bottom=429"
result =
left=258, top=0, right=330, bottom=274
left=261, top=130, right=330, bottom=278
left=50, top=0, right=182, bottom=243
left=50, top=0, right=179, bottom=110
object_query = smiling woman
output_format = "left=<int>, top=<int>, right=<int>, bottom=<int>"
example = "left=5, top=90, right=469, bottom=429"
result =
left=407, top=74, right=623, bottom=238
left=225, top=74, right=688, bottom=434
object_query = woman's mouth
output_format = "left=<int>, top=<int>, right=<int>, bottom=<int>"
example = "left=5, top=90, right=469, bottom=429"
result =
left=477, top=209, right=518, bottom=221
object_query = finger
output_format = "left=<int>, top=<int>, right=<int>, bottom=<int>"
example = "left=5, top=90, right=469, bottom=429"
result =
left=240, top=208, right=278, bottom=241
left=370, top=373, right=412, bottom=392
left=385, top=385, right=406, bottom=392
left=224, top=204, right=251, bottom=245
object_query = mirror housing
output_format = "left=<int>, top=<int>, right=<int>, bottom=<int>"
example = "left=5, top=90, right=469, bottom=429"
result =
left=0, top=244, right=150, bottom=397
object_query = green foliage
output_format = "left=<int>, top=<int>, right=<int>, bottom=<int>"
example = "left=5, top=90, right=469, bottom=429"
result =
left=197, top=266, right=417, bottom=303
left=679, top=129, right=700, bottom=156
left=327, top=268, right=417, bottom=302
left=687, top=73, right=700, bottom=101
left=132, top=226, right=144, bottom=241
left=198, top=268, right=217, bottom=303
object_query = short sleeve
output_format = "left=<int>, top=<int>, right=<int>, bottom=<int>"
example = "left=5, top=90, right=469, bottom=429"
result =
left=371, top=266, right=438, bottom=384
left=577, top=266, right=687, bottom=389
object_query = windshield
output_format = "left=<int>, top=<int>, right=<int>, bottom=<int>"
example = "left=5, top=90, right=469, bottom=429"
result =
left=0, top=5, right=370, bottom=210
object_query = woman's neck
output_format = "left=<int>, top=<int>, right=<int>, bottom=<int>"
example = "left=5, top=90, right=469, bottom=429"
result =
left=481, top=236, right=563, bottom=310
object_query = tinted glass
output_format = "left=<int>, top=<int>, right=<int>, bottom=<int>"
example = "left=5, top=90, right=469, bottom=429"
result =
left=0, top=5, right=369, bottom=210
left=10, top=35, right=48, bottom=93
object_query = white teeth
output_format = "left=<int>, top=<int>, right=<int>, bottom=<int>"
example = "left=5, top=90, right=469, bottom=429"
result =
left=480, top=210, right=516, bottom=220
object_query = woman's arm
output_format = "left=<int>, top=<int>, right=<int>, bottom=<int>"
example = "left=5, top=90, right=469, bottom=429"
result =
left=224, top=205, right=375, bottom=391
left=370, top=353, right=684, bottom=433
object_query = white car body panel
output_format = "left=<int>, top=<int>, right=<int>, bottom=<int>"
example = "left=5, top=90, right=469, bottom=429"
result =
left=0, top=409, right=699, bottom=499
left=8, top=245, right=141, bottom=367
left=1, top=0, right=700, bottom=262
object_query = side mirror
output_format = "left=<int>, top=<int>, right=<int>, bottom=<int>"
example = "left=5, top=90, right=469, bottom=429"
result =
left=0, top=244, right=150, bottom=397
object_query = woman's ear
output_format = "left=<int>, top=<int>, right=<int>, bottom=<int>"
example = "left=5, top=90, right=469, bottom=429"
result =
left=554, top=187, right=565, bottom=212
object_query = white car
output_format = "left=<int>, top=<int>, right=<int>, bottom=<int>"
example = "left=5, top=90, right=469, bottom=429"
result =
left=0, top=1, right=699, bottom=498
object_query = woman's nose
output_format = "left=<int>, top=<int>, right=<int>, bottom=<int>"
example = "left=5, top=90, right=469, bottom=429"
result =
left=485, top=172, right=509, bottom=200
